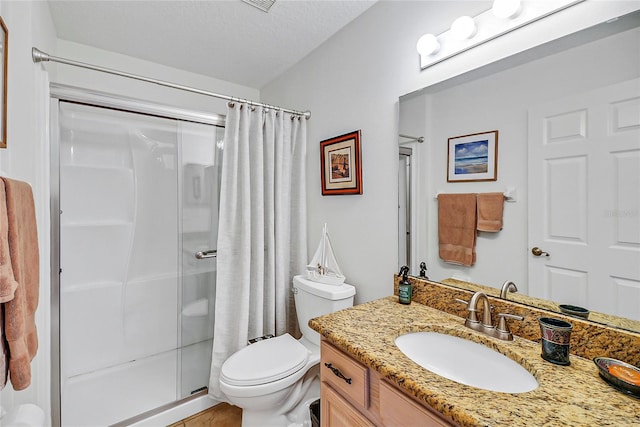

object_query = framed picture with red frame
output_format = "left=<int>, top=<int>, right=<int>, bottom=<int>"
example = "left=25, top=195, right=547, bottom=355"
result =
left=0, top=17, right=7, bottom=149
left=320, top=130, right=362, bottom=195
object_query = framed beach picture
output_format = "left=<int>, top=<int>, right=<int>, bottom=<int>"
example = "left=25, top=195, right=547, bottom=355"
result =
left=447, top=130, right=498, bottom=182
left=320, top=130, right=362, bottom=195
left=0, top=17, right=7, bottom=149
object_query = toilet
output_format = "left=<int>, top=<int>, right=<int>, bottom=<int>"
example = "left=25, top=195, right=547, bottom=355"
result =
left=219, top=275, right=356, bottom=427
left=1, top=404, right=46, bottom=426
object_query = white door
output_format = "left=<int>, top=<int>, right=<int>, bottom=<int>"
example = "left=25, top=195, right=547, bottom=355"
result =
left=528, top=79, right=640, bottom=320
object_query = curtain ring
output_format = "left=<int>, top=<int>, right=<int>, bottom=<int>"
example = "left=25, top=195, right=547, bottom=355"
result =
left=228, top=102, right=235, bottom=109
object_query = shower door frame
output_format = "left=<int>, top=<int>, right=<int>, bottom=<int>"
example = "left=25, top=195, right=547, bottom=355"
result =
left=398, top=146, right=413, bottom=270
left=49, top=83, right=225, bottom=427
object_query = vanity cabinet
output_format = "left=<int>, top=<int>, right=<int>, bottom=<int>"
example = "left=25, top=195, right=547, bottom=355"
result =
left=321, top=384, right=375, bottom=427
left=320, top=340, right=455, bottom=427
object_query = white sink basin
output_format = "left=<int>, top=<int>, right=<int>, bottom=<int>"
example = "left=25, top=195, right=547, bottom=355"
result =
left=395, top=332, right=538, bottom=393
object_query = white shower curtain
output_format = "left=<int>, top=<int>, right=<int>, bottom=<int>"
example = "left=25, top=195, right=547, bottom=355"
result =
left=208, top=103, right=307, bottom=399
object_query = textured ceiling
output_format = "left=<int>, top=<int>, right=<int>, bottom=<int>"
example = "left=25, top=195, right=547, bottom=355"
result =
left=47, top=0, right=378, bottom=89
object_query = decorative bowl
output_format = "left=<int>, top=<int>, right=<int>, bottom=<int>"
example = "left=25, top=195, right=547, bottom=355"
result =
left=593, top=357, right=640, bottom=399
left=559, top=304, right=590, bottom=319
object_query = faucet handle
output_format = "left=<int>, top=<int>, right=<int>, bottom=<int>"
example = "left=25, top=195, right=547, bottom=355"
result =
left=495, top=313, right=524, bottom=341
left=454, top=298, right=469, bottom=306
left=454, top=297, right=480, bottom=323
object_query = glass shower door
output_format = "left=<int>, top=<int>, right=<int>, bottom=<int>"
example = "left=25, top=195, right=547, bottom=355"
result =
left=57, top=101, right=221, bottom=426
left=178, top=121, right=222, bottom=398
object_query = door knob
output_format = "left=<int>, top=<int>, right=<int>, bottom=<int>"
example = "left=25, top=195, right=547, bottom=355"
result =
left=531, top=247, right=550, bottom=257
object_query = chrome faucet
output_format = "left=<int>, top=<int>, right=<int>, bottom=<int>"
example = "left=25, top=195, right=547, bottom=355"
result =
left=500, top=281, right=518, bottom=299
left=457, top=291, right=524, bottom=341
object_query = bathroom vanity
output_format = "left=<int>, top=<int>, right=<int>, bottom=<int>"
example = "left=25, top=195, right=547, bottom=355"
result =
left=310, top=279, right=640, bottom=426
left=320, top=340, right=453, bottom=426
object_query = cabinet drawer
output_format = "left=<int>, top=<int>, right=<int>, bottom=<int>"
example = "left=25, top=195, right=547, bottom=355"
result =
left=321, top=341, right=369, bottom=409
left=379, top=381, right=453, bottom=427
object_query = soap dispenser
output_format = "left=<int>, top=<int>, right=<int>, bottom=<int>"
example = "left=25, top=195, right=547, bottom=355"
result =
left=419, top=261, right=429, bottom=279
left=398, top=266, right=412, bottom=305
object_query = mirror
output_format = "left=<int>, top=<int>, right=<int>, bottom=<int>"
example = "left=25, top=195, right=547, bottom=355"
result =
left=399, top=10, right=640, bottom=333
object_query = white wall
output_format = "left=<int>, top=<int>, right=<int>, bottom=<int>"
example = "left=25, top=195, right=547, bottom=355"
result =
left=0, top=0, right=56, bottom=418
left=261, top=1, right=640, bottom=304
left=414, top=26, right=640, bottom=292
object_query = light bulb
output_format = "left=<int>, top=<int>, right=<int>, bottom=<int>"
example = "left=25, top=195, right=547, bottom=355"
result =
left=416, top=34, right=440, bottom=56
left=450, top=16, right=477, bottom=40
left=492, top=0, right=522, bottom=19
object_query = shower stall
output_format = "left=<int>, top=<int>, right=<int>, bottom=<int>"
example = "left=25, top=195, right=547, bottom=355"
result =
left=50, top=86, right=224, bottom=426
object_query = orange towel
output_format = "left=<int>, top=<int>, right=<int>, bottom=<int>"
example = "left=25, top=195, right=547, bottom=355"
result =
left=0, top=179, right=16, bottom=390
left=477, top=192, right=505, bottom=232
left=437, top=193, right=477, bottom=267
left=0, top=180, right=18, bottom=302
left=1, top=177, right=40, bottom=391
left=0, top=305, right=7, bottom=390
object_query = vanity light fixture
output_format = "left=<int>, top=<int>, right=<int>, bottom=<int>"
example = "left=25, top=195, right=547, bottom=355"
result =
left=492, top=0, right=522, bottom=19
left=450, top=16, right=477, bottom=40
left=417, top=0, right=585, bottom=70
left=416, top=33, right=440, bottom=56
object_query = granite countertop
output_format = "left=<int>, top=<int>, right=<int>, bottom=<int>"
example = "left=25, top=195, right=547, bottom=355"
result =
left=309, top=297, right=640, bottom=427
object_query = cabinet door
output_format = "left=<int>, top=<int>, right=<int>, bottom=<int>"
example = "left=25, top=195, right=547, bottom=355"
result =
left=379, top=381, right=453, bottom=427
left=321, top=384, right=375, bottom=427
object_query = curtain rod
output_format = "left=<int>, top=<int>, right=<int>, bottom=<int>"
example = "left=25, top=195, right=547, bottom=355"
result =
left=399, top=134, right=424, bottom=143
left=32, top=47, right=311, bottom=119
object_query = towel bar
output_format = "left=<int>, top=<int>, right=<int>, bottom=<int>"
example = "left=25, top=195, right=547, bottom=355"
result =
left=434, top=188, right=517, bottom=202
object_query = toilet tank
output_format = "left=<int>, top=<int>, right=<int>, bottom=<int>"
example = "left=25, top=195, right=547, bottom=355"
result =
left=293, top=275, right=356, bottom=346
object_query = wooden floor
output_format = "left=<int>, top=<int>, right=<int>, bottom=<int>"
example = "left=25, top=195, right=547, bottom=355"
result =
left=168, top=403, right=242, bottom=427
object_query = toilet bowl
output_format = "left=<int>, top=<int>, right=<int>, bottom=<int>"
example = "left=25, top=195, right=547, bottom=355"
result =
left=1, top=404, right=45, bottom=427
left=219, top=275, right=355, bottom=427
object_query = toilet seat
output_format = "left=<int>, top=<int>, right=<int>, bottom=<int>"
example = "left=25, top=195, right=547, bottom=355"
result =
left=220, top=334, right=310, bottom=387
